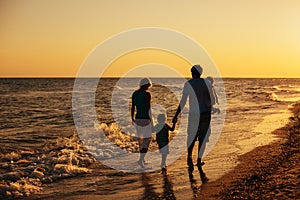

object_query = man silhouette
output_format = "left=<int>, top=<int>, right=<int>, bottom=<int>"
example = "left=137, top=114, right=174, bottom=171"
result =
left=173, top=65, right=214, bottom=183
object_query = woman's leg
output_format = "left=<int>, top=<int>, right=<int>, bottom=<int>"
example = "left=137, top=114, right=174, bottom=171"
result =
left=138, top=138, right=145, bottom=167
left=138, top=138, right=143, bottom=151
left=138, top=137, right=151, bottom=167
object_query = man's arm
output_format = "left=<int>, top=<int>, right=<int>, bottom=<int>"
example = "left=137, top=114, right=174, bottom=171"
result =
left=173, top=93, right=188, bottom=123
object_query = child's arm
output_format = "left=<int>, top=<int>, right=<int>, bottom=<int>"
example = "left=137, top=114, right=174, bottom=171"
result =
left=166, top=121, right=176, bottom=131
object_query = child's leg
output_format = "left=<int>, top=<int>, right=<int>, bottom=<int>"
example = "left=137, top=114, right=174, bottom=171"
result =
left=161, top=153, right=167, bottom=168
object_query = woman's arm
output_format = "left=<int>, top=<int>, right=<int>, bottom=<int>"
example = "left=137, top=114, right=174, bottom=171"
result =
left=145, top=92, right=151, bottom=111
left=131, top=94, right=135, bottom=122
left=145, top=92, right=155, bottom=131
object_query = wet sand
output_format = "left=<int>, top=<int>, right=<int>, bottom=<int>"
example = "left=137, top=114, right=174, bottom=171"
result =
left=199, top=103, right=300, bottom=199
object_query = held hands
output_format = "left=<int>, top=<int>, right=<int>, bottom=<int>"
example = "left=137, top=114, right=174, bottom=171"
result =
left=212, top=107, right=221, bottom=114
left=172, top=116, right=178, bottom=124
left=151, top=124, right=155, bottom=133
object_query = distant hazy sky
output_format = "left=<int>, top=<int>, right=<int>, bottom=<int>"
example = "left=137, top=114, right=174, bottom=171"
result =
left=1, top=0, right=299, bottom=77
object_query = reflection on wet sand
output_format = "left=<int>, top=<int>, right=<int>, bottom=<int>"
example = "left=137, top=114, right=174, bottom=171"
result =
left=188, top=171, right=201, bottom=199
left=162, top=173, right=176, bottom=200
left=140, top=172, right=176, bottom=200
left=140, top=173, right=160, bottom=200
left=188, top=168, right=210, bottom=199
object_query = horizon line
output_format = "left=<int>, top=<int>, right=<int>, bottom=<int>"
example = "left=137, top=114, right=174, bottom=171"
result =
left=1, top=76, right=300, bottom=79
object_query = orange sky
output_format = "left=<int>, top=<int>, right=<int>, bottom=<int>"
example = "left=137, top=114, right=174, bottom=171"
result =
left=0, top=0, right=299, bottom=78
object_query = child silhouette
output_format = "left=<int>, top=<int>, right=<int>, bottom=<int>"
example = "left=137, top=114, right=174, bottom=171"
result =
left=206, top=76, right=220, bottom=114
left=155, top=113, right=176, bottom=174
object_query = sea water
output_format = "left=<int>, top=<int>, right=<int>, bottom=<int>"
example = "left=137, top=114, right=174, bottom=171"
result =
left=0, top=78, right=300, bottom=199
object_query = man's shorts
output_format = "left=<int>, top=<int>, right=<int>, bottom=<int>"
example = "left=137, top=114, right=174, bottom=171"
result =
left=187, top=112, right=211, bottom=143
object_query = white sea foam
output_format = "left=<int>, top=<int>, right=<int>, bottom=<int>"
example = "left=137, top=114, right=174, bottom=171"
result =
left=0, top=133, right=95, bottom=199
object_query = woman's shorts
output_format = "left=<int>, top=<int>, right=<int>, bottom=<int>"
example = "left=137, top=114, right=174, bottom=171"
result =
left=135, top=119, right=153, bottom=138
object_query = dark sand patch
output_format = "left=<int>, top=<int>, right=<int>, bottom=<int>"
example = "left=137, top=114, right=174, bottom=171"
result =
left=199, top=103, right=300, bottom=199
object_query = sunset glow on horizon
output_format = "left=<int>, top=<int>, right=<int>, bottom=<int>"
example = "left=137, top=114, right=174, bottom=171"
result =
left=1, top=1, right=299, bottom=78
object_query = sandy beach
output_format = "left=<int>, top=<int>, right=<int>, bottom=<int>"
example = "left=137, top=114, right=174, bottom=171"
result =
left=199, top=103, right=300, bottom=199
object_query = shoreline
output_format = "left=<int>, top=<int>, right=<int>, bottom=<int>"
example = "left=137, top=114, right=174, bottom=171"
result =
left=199, top=103, right=300, bottom=199
left=2, top=104, right=298, bottom=200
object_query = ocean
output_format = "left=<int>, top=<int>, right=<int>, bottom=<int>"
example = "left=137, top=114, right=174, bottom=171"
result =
left=1, top=78, right=300, bottom=199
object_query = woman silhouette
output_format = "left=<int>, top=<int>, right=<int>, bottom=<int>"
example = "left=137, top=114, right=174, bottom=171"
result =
left=131, top=78, right=154, bottom=168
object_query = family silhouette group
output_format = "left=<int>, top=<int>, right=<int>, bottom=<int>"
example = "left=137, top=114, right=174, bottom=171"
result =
left=131, top=65, right=219, bottom=183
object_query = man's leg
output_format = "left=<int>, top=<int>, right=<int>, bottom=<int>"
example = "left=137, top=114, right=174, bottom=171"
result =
left=198, top=164, right=209, bottom=183
left=196, top=112, right=211, bottom=182
left=196, top=141, right=205, bottom=168
left=197, top=140, right=209, bottom=183
left=187, top=136, right=196, bottom=171
left=197, top=127, right=211, bottom=168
